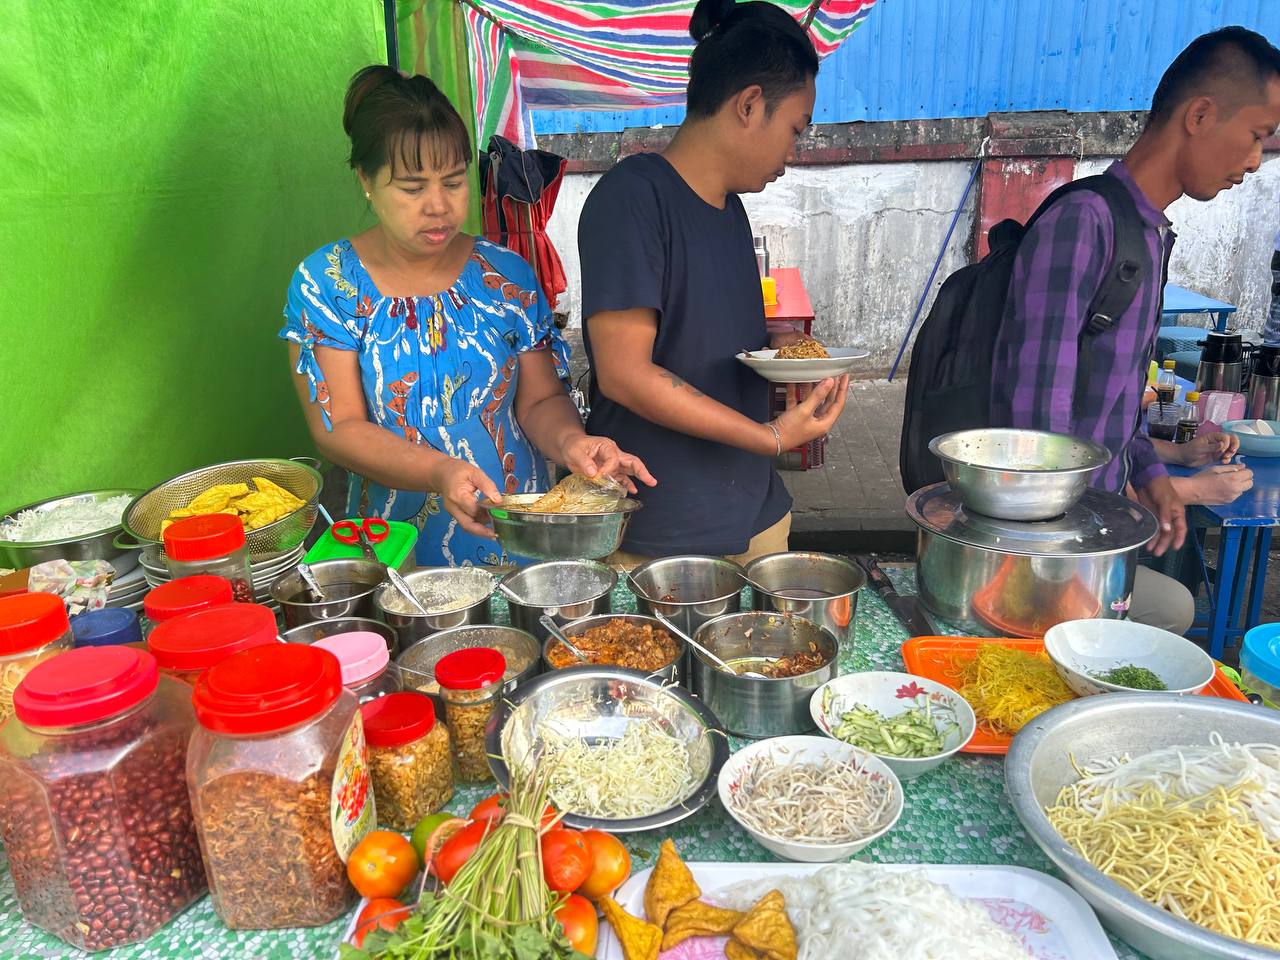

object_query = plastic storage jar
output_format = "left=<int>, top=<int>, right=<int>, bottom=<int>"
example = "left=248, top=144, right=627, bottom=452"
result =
left=1241, top=623, right=1280, bottom=707
left=314, top=631, right=403, bottom=703
left=0, top=592, right=75, bottom=725
left=188, top=643, right=374, bottom=929
left=435, top=646, right=506, bottom=783
left=143, top=575, right=234, bottom=627
left=164, top=514, right=254, bottom=603
left=361, top=692, right=453, bottom=830
left=70, top=607, right=144, bottom=649
left=147, top=603, right=278, bottom=685
left=0, top=647, right=205, bottom=951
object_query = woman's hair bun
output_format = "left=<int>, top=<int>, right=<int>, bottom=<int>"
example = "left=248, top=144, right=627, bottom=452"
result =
left=689, top=0, right=737, bottom=43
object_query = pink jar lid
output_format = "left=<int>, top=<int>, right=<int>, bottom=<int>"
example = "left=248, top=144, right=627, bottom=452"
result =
left=312, top=631, right=390, bottom=686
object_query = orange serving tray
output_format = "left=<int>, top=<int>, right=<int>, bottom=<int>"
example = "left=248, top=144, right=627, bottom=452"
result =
left=901, top=635, right=1250, bottom=756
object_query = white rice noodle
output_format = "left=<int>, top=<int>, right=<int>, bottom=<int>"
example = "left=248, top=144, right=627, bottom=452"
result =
left=715, top=863, right=1030, bottom=960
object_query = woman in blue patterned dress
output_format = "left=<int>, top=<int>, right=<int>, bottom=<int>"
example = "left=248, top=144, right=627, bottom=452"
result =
left=280, top=66, right=653, bottom=566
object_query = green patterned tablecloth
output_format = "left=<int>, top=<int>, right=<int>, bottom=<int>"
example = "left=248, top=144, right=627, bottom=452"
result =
left=0, top=568, right=1145, bottom=960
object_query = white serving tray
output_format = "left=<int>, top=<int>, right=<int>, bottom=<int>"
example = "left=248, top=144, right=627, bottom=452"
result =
left=598, top=861, right=1117, bottom=960
left=736, top=347, right=870, bottom=383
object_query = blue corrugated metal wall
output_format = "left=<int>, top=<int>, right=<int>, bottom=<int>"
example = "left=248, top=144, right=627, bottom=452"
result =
left=532, top=0, right=1280, bottom=134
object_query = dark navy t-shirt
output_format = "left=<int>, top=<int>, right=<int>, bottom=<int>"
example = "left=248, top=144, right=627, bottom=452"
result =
left=578, top=153, right=791, bottom=556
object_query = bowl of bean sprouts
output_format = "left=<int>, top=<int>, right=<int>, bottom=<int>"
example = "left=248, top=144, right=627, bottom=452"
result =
left=717, top=735, right=903, bottom=862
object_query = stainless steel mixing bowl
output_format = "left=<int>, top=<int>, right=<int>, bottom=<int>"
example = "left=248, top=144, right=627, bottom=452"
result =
left=486, top=496, right=641, bottom=560
left=627, top=555, right=746, bottom=637
left=500, top=559, right=616, bottom=642
left=373, top=567, right=495, bottom=647
left=270, top=559, right=387, bottom=628
left=929, top=429, right=1112, bottom=521
left=1007, top=694, right=1280, bottom=960
left=487, top=665, right=728, bottom=832
left=745, top=551, right=865, bottom=644
left=0, top=489, right=140, bottom=573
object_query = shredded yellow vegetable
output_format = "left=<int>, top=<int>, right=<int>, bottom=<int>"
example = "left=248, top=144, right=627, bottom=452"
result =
left=946, top=644, right=1073, bottom=735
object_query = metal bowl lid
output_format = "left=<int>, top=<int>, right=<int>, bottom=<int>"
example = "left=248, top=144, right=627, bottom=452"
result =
left=906, top=483, right=1157, bottom=557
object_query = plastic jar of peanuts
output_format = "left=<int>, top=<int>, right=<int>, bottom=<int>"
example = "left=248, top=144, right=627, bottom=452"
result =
left=313, top=630, right=403, bottom=703
left=0, top=592, right=75, bottom=726
left=435, top=646, right=506, bottom=784
left=187, top=643, right=374, bottom=929
left=147, top=603, right=279, bottom=685
left=163, top=514, right=254, bottom=603
left=143, top=574, right=234, bottom=630
left=360, top=692, right=452, bottom=830
left=0, top=647, right=205, bottom=951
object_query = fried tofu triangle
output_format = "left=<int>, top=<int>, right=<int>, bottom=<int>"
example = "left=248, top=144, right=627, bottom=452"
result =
left=661, top=899, right=743, bottom=950
left=643, top=839, right=701, bottom=929
left=601, top=896, right=663, bottom=960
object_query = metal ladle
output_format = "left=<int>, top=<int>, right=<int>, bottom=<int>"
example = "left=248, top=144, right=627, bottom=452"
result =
left=497, top=581, right=526, bottom=606
left=539, top=615, right=590, bottom=662
left=295, top=563, right=327, bottom=602
left=652, top=611, right=767, bottom=678
left=386, top=567, right=432, bottom=617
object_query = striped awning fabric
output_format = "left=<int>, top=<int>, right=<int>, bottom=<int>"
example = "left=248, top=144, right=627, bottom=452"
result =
left=463, top=0, right=877, bottom=148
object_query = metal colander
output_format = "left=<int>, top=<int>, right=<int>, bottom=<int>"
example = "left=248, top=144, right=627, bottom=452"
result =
left=119, top=458, right=323, bottom=563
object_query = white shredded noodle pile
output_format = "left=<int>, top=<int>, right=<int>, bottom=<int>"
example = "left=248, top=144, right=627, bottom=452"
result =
left=716, top=863, right=1031, bottom=960
left=0, top=495, right=133, bottom=543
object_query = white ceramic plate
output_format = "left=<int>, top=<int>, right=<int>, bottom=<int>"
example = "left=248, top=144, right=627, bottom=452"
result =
left=736, top=347, right=870, bottom=383
left=598, top=861, right=1118, bottom=960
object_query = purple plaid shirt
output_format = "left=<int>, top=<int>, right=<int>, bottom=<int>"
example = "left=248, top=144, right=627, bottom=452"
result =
left=991, top=162, right=1174, bottom=493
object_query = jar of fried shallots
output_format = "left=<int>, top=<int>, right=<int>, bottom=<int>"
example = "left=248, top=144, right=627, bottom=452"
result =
left=0, top=593, right=74, bottom=726
left=434, top=647, right=505, bottom=784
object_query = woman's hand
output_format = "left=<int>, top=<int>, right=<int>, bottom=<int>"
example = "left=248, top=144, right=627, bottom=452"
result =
left=1176, top=431, right=1240, bottom=467
left=427, top=458, right=502, bottom=538
left=561, top=435, right=657, bottom=494
left=772, top=375, right=849, bottom=452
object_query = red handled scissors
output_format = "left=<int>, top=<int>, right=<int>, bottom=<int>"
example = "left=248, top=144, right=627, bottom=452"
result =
left=331, top=517, right=390, bottom=546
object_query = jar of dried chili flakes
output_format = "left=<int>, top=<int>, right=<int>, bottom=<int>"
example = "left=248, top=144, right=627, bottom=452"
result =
left=147, top=602, right=279, bottom=684
left=163, top=514, right=254, bottom=603
left=0, top=646, right=206, bottom=951
left=187, top=643, right=375, bottom=929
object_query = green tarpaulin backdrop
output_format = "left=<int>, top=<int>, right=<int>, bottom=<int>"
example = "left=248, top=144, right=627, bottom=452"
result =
left=1, top=0, right=388, bottom=508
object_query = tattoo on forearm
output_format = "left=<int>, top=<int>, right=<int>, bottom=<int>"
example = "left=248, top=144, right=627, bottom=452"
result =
left=663, top=371, right=703, bottom=397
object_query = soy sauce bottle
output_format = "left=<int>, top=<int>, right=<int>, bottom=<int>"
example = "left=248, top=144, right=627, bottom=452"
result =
left=1174, top=391, right=1202, bottom=444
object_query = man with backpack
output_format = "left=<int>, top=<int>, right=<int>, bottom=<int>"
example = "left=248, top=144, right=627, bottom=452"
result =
left=990, top=27, right=1280, bottom=632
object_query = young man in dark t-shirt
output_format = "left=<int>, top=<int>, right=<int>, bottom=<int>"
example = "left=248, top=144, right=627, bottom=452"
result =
left=578, top=0, right=847, bottom=562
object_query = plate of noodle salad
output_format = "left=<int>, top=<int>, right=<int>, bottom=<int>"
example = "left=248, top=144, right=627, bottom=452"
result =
left=736, top=346, right=869, bottom=383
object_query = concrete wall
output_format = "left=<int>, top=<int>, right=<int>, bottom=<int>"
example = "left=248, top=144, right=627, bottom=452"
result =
left=548, top=154, right=1279, bottom=377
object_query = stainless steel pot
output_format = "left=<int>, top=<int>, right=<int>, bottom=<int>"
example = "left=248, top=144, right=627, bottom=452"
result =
left=544, top=613, right=686, bottom=685
left=745, top=552, right=865, bottom=644
left=397, top=625, right=541, bottom=695
left=373, top=567, right=494, bottom=648
left=280, top=616, right=400, bottom=657
left=500, top=560, right=616, bottom=643
left=691, top=612, right=838, bottom=738
left=270, top=559, right=388, bottom=629
left=908, top=483, right=1157, bottom=637
left=627, top=556, right=746, bottom=637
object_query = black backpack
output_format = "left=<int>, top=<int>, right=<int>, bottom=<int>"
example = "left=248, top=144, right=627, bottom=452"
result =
left=899, top=175, right=1151, bottom=494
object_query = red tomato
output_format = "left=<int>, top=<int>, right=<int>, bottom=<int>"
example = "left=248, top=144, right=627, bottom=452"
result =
left=351, top=897, right=411, bottom=948
left=433, top=819, right=492, bottom=884
left=470, top=793, right=507, bottom=823
left=576, top=829, right=632, bottom=901
left=347, top=830, right=420, bottom=900
left=541, top=828, right=593, bottom=893
left=555, top=893, right=598, bottom=956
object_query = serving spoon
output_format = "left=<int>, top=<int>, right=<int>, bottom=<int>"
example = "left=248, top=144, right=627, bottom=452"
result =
left=652, top=611, right=768, bottom=678
left=539, top=615, right=590, bottom=662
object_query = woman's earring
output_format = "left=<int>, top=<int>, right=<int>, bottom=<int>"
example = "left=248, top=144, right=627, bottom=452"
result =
left=364, top=192, right=371, bottom=199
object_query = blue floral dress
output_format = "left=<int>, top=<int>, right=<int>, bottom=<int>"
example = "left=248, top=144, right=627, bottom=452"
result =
left=279, top=238, right=570, bottom=567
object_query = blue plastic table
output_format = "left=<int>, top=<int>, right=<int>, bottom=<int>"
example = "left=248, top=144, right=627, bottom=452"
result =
left=1170, top=455, right=1280, bottom=658
left=1161, top=282, right=1237, bottom=333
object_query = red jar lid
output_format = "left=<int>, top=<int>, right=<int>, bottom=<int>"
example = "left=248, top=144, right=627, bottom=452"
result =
left=360, top=691, right=436, bottom=747
left=0, top=592, right=70, bottom=656
left=434, top=646, right=505, bottom=690
left=14, top=646, right=159, bottom=727
left=163, top=514, right=247, bottom=562
left=193, top=643, right=342, bottom=736
left=148, top=603, right=278, bottom=672
left=144, top=575, right=234, bottom=622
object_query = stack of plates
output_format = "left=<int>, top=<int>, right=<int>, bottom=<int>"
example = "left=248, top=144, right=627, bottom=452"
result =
left=138, top=545, right=305, bottom=610
left=105, top=563, right=149, bottom=611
